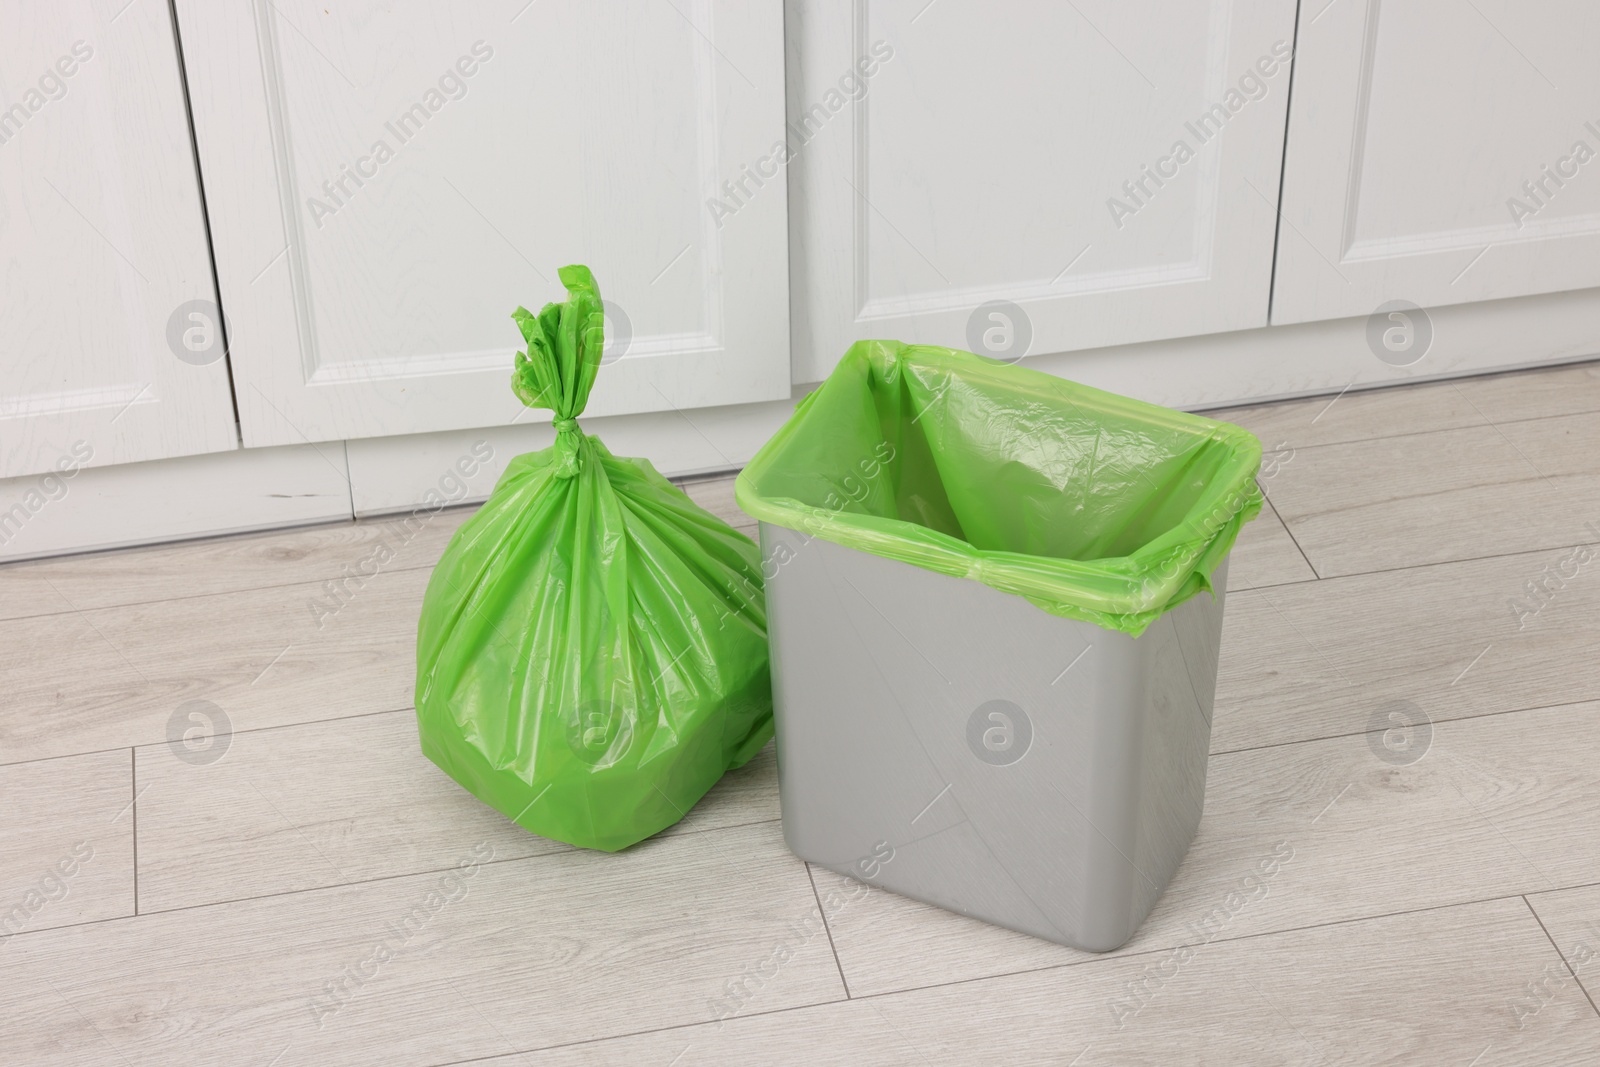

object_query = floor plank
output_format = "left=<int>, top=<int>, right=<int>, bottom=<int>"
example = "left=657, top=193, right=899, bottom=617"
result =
left=0, top=822, right=840, bottom=1067
left=0, top=751, right=135, bottom=940
left=480, top=899, right=1600, bottom=1066
left=132, top=711, right=560, bottom=913
left=1214, top=544, right=1600, bottom=752
left=134, top=709, right=778, bottom=912
left=0, top=509, right=475, bottom=624
left=0, top=474, right=769, bottom=767
left=1264, top=412, right=1600, bottom=577
left=805, top=701, right=1600, bottom=998
left=0, top=565, right=429, bottom=765
left=1526, top=884, right=1600, bottom=1020
left=1211, top=376, right=1489, bottom=451
left=0, top=470, right=749, bottom=629
left=1461, top=360, right=1600, bottom=424
left=1225, top=496, right=1316, bottom=589
left=1208, top=359, right=1600, bottom=452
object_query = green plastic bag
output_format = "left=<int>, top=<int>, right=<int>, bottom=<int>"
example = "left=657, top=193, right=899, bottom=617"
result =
left=735, top=339, right=1263, bottom=637
left=415, top=265, right=772, bottom=852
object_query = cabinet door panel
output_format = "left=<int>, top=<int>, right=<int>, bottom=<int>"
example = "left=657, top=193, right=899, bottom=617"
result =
left=786, top=0, right=1298, bottom=383
left=0, top=1, right=237, bottom=480
left=177, top=0, right=789, bottom=447
left=1273, top=0, right=1600, bottom=323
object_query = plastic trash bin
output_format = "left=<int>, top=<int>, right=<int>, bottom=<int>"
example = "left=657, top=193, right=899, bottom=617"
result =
left=734, top=340, right=1262, bottom=952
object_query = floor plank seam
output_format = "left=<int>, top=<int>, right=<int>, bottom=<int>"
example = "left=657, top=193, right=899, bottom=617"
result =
left=0, top=744, right=137, bottom=771
left=0, top=565, right=448, bottom=624
left=0, top=705, right=422, bottom=771
left=805, top=861, right=852, bottom=1000
left=1262, top=490, right=1321, bottom=580
left=0, top=815, right=790, bottom=937
left=416, top=888, right=1593, bottom=1067
left=1207, top=694, right=1600, bottom=758
left=1228, top=533, right=1600, bottom=588
left=1277, top=473, right=1584, bottom=534
left=1521, top=894, right=1600, bottom=1022
left=1218, top=391, right=1600, bottom=454
left=423, top=990, right=863, bottom=1067
left=0, top=516, right=367, bottom=574
left=129, top=746, right=138, bottom=916
left=0, top=524, right=757, bottom=625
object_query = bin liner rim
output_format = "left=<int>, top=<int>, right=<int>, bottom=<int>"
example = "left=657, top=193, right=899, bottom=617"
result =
left=734, top=339, right=1263, bottom=636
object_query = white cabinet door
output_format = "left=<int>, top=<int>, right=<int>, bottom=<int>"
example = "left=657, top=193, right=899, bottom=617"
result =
left=786, top=0, right=1298, bottom=384
left=0, top=1, right=237, bottom=480
left=175, top=0, right=790, bottom=448
left=1273, top=0, right=1600, bottom=324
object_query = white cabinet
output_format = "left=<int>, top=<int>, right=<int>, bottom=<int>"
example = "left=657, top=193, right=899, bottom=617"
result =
left=785, top=0, right=1299, bottom=383
left=1273, top=0, right=1600, bottom=324
left=175, top=0, right=791, bottom=448
left=9, top=1, right=1600, bottom=561
left=0, top=1, right=237, bottom=480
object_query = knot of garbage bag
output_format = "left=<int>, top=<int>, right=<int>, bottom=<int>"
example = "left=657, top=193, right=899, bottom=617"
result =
left=549, top=418, right=584, bottom=478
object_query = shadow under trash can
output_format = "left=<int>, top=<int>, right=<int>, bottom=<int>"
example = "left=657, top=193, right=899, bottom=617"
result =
left=734, top=340, right=1263, bottom=951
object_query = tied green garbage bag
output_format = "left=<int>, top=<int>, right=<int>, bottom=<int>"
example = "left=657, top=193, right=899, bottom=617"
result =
left=415, top=265, right=772, bottom=852
left=735, top=340, right=1263, bottom=636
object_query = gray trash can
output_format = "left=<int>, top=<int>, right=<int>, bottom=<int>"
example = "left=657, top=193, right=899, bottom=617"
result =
left=735, top=340, right=1261, bottom=952
left=762, top=524, right=1227, bottom=951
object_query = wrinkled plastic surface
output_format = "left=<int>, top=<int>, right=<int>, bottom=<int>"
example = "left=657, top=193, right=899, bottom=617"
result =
left=415, top=265, right=772, bottom=852
left=735, top=340, right=1263, bottom=636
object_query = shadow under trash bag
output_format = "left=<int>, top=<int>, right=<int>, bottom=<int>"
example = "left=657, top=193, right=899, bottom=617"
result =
left=414, top=265, right=773, bottom=852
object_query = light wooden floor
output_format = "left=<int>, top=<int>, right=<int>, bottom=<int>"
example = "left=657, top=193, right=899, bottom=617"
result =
left=5, top=363, right=1600, bottom=1065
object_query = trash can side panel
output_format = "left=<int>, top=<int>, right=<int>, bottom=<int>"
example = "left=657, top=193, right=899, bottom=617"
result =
left=763, top=524, right=1072, bottom=941
left=1125, top=559, right=1227, bottom=933
left=817, top=536, right=1108, bottom=946
left=1173, top=557, right=1229, bottom=731
left=762, top=525, right=951, bottom=870
left=1071, top=633, right=1149, bottom=951
left=762, top=524, right=1137, bottom=947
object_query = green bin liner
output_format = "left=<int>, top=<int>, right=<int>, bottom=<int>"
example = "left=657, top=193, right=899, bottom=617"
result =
left=415, top=266, right=773, bottom=852
left=735, top=339, right=1263, bottom=637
